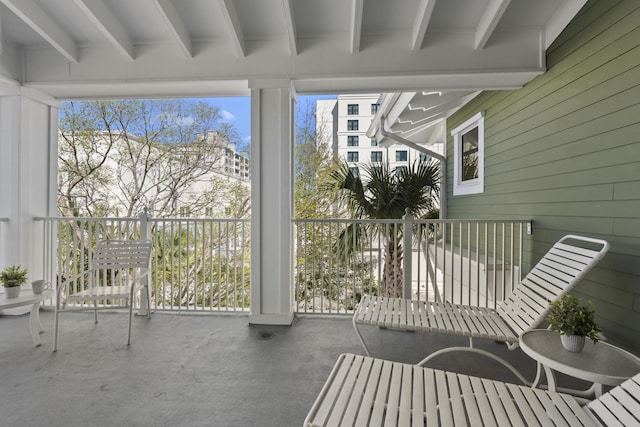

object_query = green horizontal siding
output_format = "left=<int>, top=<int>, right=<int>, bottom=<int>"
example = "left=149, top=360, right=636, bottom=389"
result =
left=446, top=0, right=640, bottom=352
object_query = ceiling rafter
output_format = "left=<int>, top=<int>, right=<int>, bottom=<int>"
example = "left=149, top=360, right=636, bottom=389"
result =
left=153, top=0, right=192, bottom=58
left=411, top=0, right=436, bottom=51
left=350, top=0, right=363, bottom=54
left=0, top=0, right=79, bottom=63
left=217, top=0, right=245, bottom=58
left=75, top=0, right=134, bottom=60
left=475, top=0, right=511, bottom=50
left=281, top=0, right=297, bottom=56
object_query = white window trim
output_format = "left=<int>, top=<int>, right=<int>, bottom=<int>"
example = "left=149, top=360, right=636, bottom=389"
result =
left=451, top=111, right=484, bottom=196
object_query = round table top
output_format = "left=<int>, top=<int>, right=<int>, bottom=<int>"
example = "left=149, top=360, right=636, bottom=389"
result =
left=520, top=329, right=640, bottom=386
left=0, top=289, right=52, bottom=309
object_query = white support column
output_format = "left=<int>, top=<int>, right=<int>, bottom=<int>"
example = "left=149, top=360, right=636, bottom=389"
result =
left=0, top=84, right=60, bottom=296
left=249, top=79, right=295, bottom=325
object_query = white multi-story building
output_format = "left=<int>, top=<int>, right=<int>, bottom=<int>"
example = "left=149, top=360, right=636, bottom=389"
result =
left=316, top=94, right=434, bottom=177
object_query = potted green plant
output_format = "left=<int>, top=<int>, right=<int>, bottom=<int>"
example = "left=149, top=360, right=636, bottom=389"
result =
left=1, top=265, right=28, bottom=299
left=547, top=294, right=602, bottom=352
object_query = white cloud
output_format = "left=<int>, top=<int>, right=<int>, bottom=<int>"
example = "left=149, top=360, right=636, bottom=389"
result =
left=220, top=110, right=235, bottom=122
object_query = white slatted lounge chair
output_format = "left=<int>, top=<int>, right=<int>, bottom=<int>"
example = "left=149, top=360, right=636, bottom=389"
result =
left=53, top=239, right=153, bottom=351
left=305, top=353, right=640, bottom=427
left=353, top=235, right=609, bottom=384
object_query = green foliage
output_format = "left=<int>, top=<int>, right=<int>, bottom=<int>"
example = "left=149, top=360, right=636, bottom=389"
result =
left=547, top=294, right=602, bottom=343
left=0, top=265, right=28, bottom=288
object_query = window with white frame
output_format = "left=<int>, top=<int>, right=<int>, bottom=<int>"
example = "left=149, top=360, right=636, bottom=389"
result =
left=451, top=112, right=484, bottom=195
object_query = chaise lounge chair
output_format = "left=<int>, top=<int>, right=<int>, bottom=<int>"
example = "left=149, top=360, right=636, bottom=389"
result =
left=304, top=353, right=639, bottom=426
left=352, top=235, right=609, bottom=384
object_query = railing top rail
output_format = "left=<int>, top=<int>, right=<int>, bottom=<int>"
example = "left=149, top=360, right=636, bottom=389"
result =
left=34, top=216, right=250, bottom=223
left=293, top=218, right=531, bottom=225
left=150, top=218, right=250, bottom=224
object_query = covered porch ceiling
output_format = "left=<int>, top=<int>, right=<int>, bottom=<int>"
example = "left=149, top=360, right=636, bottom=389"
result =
left=0, top=0, right=586, bottom=101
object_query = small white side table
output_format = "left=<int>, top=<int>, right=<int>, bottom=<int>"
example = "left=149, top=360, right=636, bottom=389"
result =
left=0, top=289, right=52, bottom=346
left=520, top=329, right=640, bottom=398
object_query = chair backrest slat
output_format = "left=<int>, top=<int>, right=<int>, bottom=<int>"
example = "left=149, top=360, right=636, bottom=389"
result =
left=91, top=240, right=152, bottom=271
left=587, top=373, right=640, bottom=426
left=496, top=235, right=609, bottom=337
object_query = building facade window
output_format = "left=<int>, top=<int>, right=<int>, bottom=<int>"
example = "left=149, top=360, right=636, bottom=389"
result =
left=395, top=150, right=408, bottom=162
left=370, top=137, right=377, bottom=146
left=419, top=153, right=431, bottom=162
left=371, top=103, right=380, bottom=114
left=371, top=151, right=383, bottom=162
left=347, top=135, right=359, bottom=146
left=347, top=120, right=359, bottom=131
left=452, top=111, right=484, bottom=196
left=347, top=151, right=359, bottom=162
left=395, top=166, right=408, bottom=177
left=350, top=166, right=359, bottom=177
left=347, top=104, right=359, bottom=115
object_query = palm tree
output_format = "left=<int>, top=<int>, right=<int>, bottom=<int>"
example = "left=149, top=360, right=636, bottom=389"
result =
left=328, top=159, right=440, bottom=298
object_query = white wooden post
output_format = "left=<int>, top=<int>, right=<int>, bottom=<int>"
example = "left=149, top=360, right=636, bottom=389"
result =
left=138, top=208, right=151, bottom=315
left=403, top=208, right=413, bottom=300
left=248, top=79, right=295, bottom=325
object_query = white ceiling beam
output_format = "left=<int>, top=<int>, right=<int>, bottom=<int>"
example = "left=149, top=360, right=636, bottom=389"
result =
left=75, top=0, right=135, bottom=60
left=0, top=0, right=79, bottom=63
left=475, top=0, right=510, bottom=50
left=218, top=0, right=245, bottom=58
left=153, top=0, right=192, bottom=58
left=545, top=0, right=587, bottom=49
left=350, top=0, right=363, bottom=54
left=411, top=0, right=436, bottom=51
left=281, top=0, right=297, bottom=56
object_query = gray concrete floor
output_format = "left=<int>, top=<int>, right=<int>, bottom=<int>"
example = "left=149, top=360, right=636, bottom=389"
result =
left=0, top=309, right=583, bottom=426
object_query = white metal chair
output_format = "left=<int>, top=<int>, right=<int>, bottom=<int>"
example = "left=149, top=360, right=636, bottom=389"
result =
left=53, top=239, right=153, bottom=351
left=353, top=235, right=610, bottom=384
left=305, top=353, right=640, bottom=426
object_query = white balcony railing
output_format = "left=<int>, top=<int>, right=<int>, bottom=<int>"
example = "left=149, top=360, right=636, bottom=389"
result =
left=293, top=215, right=531, bottom=314
left=33, top=214, right=530, bottom=315
left=35, top=213, right=250, bottom=312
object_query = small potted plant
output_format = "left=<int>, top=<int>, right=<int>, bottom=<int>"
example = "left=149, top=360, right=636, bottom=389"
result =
left=547, top=294, right=602, bottom=352
left=1, top=265, right=28, bottom=299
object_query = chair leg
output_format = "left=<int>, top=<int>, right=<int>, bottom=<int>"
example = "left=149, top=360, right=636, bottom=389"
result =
left=146, top=285, right=151, bottom=319
left=352, top=317, right=372, bottom=357
left=53, top=309, right=59, bottom=352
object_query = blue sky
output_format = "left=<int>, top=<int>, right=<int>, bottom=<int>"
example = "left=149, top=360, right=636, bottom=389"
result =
left=204, top=94, right=337, bottom=147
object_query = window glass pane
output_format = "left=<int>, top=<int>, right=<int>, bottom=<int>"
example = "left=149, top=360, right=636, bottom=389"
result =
left=371, top=151, right=382, bottom=162
left=347, top=151, right=359, bottom=162
left=461, top=127, right=479, bottom=181
left=347, top=104, right=359, bottom=115
left=350, top=166, right=359, bottom=177
left=347, top=135, right=359, bottom=146
left=370, top=137, right=377, bottom=146
left=419, top=153, right=431, bottom=162
left=371, top=103, right=380, bottom=114
left=347, top=120, right=359, bottom=131
left=395, top=150, right=408, bottom=161
left=395, top=166, right=408, bottom=177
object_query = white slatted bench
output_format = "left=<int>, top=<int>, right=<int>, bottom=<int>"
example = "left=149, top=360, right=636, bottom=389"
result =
left=352, top=235, right=609, bottom=384
left=304, top=353, right=640, bottom=427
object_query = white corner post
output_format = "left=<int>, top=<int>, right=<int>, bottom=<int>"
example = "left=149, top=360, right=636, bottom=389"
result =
left=248, top=79, right=296, bottom=325
left=0, top=82, right=60, bottom=285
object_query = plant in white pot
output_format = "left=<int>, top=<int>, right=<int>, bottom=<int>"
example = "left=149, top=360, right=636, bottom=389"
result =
left=1, top=265, right=28, bottom=299
left=547, top=294, right=602, bottom=353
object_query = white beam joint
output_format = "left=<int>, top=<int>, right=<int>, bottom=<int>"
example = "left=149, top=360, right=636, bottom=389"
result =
left=153, top=0, right=192, bottom=58
left=475, top=0, right=510, bottom=50
left=75, top=0, right=135, bottom=60
left=0, top=0, right=79, bottom=63
left=412, top=0, right=436, bottom=51
left=282, top=0, right=297, bottom=56
left=218, top=0, right=245, bottom=58
left=350, top=0, right=363, bottom=54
